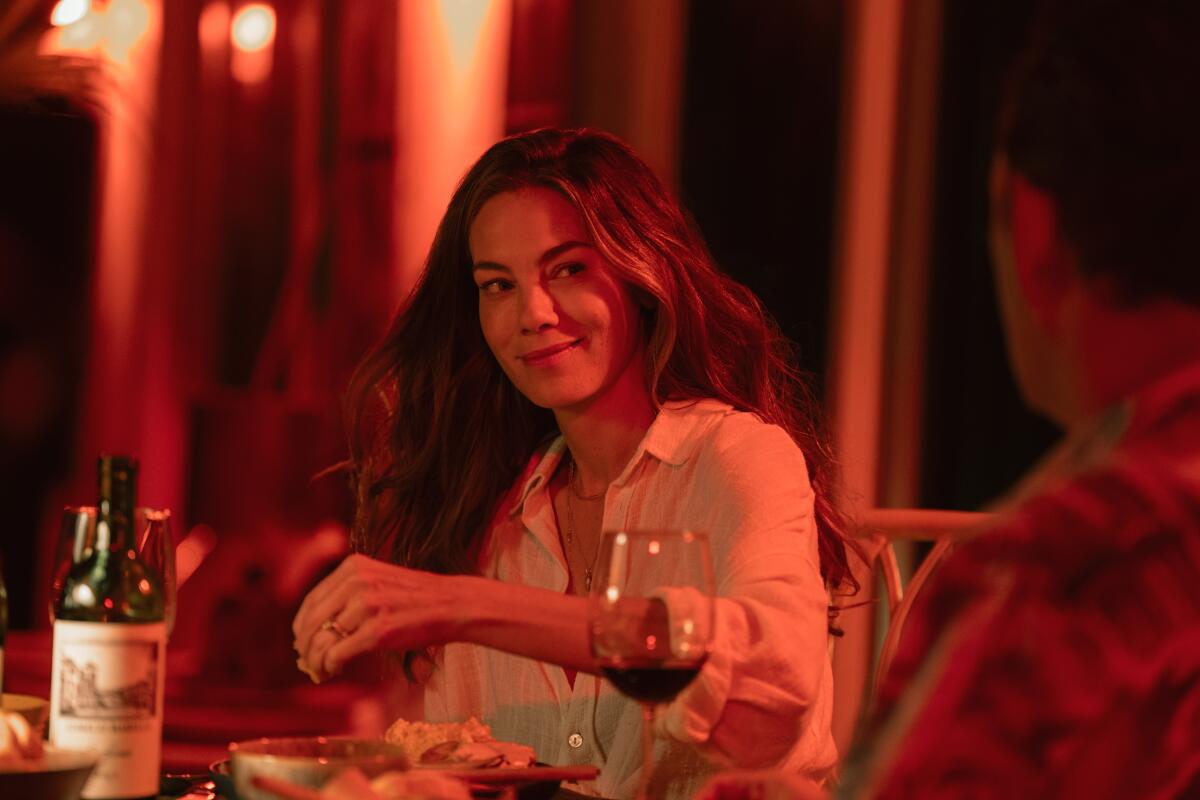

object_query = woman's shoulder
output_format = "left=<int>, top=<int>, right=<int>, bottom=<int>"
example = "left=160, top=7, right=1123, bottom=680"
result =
left=655, top=399, right=815, bottom=536
left=660, top=398, right=805, bottom=469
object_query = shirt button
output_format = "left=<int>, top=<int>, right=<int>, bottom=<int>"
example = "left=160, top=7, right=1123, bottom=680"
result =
left=567, top=733, right=584, bottom=749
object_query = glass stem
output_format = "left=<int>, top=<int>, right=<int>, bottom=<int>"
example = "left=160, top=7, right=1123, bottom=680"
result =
left=637, top=703, right=655, bottom=800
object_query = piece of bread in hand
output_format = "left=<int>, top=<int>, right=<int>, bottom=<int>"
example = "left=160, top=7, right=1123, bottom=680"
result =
left=296, top=656, right=325, bottom=684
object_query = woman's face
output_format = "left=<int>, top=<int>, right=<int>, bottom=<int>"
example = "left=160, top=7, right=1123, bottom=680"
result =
left=469, top=186, right=648, bottom=414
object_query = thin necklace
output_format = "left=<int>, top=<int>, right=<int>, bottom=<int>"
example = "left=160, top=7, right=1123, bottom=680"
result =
left=564, top=457, right=606, bottom=592
left=569, top=459, right=606, bottom=501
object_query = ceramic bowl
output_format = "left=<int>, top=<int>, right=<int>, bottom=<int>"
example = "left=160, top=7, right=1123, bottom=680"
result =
left=228, top=736, right=411, bottom=800
left=0, top=746, right=98, bottom=800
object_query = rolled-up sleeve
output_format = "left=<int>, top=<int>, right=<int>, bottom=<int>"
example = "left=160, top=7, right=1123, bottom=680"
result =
left=653, top=417, right=836, bottom=775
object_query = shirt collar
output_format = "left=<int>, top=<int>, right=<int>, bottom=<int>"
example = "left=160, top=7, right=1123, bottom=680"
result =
left=507, top=398, right=732, bottom=516
left=636, top=398, right=725, bottom=468
left=510, top=437, right=568, bottom=518
left=1000, top=358, right=1200, bottom=508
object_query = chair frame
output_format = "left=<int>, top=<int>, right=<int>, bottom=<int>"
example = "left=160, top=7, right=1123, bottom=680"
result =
left=831, top=508, right=993, bottom=758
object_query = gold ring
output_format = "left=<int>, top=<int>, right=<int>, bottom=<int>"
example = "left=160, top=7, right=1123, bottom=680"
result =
left=320, top=617, right=350, bottom=639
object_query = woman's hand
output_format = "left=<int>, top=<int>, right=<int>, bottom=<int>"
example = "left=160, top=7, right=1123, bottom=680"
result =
left=291, top=553, right=464, bottom=682
left=293, top=553, right=596, bottom=682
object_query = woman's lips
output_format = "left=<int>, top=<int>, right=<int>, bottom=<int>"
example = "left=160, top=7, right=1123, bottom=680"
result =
left=519, top=338, right=584, bottom=367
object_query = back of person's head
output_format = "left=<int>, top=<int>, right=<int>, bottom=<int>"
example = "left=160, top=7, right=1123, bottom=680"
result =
left=998, top=0, right=1200, bottom=305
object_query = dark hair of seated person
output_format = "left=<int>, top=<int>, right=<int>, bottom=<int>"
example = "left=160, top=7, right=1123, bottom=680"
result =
left=997, top=0, right=1200, bottom=305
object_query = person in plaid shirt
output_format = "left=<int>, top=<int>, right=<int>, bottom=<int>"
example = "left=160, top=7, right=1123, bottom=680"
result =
left=846, top=0, right=1200, bottom=796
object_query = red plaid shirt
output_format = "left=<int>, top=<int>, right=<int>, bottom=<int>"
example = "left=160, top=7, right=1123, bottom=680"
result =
left=847, top=363, right=1200, bottom=799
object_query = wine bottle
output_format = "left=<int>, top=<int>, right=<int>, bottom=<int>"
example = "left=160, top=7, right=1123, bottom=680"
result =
left=51, top=455, right=166, bottom=800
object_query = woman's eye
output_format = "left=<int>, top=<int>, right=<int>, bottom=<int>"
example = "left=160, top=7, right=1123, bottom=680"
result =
left=477, top=279, right=513, bottom=295
left=553, top=261, right=586, bottom=279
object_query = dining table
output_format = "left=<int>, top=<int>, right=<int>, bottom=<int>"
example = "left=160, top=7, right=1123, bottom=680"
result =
left=4, top=629, right=603, bottom=800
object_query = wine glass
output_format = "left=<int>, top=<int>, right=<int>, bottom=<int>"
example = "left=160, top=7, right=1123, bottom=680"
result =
left=589, top=530, right=715, bottom=800
left=49, top=506, right=177, bottom=634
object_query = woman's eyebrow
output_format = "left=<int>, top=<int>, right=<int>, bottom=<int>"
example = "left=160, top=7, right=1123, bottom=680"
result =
left=471, top=261, right=512, bottom=273
left=538, top=240, right=592, bottom=264
left=472, top=240, right=592, bottom=273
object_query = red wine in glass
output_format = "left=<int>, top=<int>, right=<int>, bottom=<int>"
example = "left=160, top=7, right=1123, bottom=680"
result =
left=590, top=530, right=715, bottom=800
left=601, top=657, right=708, bottom=703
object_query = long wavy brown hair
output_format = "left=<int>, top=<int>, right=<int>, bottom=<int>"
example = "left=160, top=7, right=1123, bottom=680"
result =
left=346, top=129, right=858, bottom=670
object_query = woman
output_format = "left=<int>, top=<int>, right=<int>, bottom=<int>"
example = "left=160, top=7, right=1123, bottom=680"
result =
left=293, top=128, right=857, bottom=798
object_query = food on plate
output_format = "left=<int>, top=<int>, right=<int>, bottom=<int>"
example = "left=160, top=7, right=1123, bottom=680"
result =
left=0, top=710, right=45, bottom=767
left=419, top=739, right=536, bottom=769
left=384, top=716, right=493, bottom=757
left=314, top=767, right=377, bottom=798
left=319, top=766, right=472, bottom=800
left=383, top=717, right=535, bottom=768
left=369, top=769, right=472, bottom=799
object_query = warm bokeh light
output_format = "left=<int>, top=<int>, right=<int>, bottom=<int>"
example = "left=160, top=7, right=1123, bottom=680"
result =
left=104, top=0, right=151, bottom=62
left=50, top=0, right=89, bottom=27
left=41, top=0, right=151, bottom=65
left=438, top=0, right=490, bottom=73
left=231, top=3, right=275, bottom=52
left=229, top=3, right=275, bottom=83
left=392, top=0, right=510, bottom=302
left=199, top=1, right=231, bottom=53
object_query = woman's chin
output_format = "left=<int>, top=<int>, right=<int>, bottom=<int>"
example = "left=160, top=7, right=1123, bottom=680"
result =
left=527, top=393, right=588, bottom=412
left=519, top=385, right=596, bottom=414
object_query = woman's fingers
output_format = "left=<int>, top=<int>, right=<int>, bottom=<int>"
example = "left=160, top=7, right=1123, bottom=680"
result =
left=319, top=614, right=382, bottom=677
left=319, top=609, right=425, bottom=677
left=296, top=580, right=357, bottom=659
left=293, top=556, right=367, bottom=675
left=292, top=554, right=450, bottom=680
left=294, top=554, right=369, bottom=631
left=298, top=592, right=371, bottom=673
left=309, top=608, right=399, bottom=679
left=293, top=555, right=378, bottom=655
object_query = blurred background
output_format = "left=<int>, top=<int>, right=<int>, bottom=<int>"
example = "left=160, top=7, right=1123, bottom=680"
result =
left=0, top=0, right=1057, bottom=768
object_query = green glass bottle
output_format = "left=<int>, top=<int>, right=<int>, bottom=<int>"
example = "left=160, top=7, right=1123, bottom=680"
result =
left=51, top=455, right=165, bottom=800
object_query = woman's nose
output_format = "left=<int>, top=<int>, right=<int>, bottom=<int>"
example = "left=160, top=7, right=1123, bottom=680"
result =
left=519, top=284, right=558, bottom=332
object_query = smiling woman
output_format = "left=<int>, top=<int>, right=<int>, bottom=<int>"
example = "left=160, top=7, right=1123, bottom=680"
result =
left=471, top=187, right=649, bottom=418
left=291, top=128, right=859, bottom=799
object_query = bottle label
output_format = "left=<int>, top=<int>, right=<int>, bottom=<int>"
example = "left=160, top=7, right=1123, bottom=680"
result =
left=50, top=619, right=166, bottom=799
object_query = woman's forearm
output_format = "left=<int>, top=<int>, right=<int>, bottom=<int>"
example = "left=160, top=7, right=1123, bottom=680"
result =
left=294, top=556, right=599, bottom=681
left=447, top=575, right=598, bottom=673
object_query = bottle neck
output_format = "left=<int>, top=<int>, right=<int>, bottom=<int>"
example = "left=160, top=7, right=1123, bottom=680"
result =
left=97, top=457, right=137, bottom=553
left=97, top=505, right=134, bottom=554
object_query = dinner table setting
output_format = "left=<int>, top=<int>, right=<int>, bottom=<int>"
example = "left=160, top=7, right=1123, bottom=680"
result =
left=2, top=519, right=712, bottom=800
left=2, top=676, right=600, bottom=800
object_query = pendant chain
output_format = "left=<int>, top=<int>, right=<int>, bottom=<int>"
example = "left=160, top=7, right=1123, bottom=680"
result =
left=564, top=456, right=606, bottom=592
left=569, top=459, right=607, bottom=501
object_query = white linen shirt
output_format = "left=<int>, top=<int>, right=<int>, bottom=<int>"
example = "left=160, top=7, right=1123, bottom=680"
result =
left=405, top=399, right=836, bottom=799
